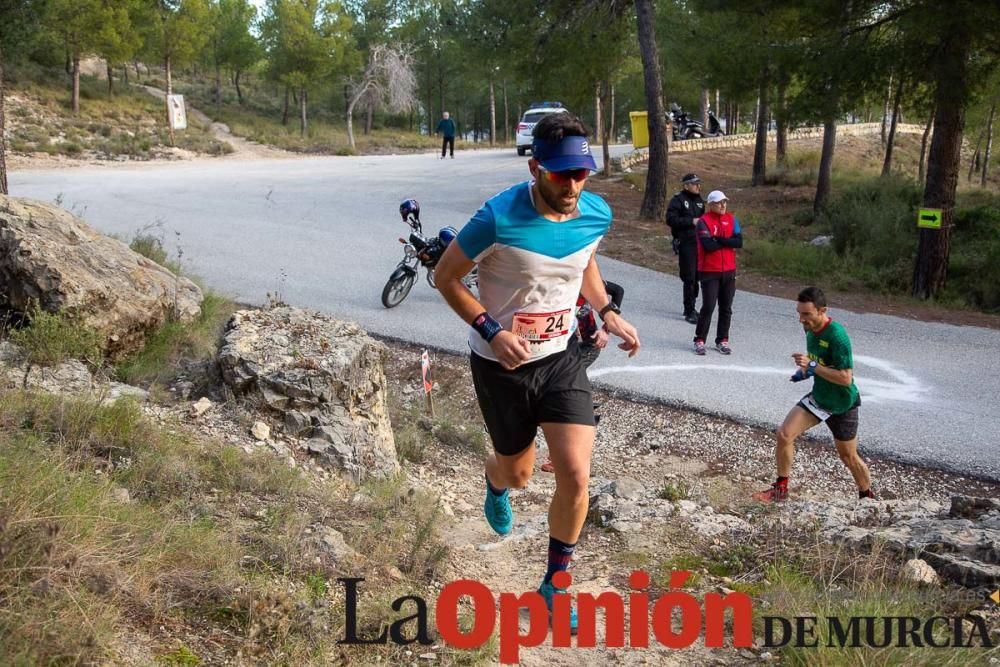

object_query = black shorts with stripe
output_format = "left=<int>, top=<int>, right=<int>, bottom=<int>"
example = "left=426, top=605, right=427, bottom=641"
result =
left=470, top=338, right=594, bottom=456
left=798, top=393, right=861, bottom=442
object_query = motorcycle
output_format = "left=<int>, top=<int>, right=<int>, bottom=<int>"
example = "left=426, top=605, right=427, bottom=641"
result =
left=668, top=103, right=725, bottom=140
left=380, top=210, right=478, bottom=308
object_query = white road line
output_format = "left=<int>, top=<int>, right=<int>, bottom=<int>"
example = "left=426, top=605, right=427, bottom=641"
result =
left=592, top=355, right=929, bottom=405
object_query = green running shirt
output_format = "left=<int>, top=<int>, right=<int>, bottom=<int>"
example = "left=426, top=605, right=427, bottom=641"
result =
left=806, top=319, right=860, bottom=415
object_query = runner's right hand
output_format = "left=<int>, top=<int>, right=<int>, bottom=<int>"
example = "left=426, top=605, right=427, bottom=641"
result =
left=489, top=331, right=532, bottom=370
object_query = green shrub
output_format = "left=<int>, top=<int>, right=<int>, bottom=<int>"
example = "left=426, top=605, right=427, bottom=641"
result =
left=813, top=175, right=922, bottom=291
left=946, top=202, right=1000, bottom=311
left=130, top=232, right=170, bottom=266
left=8, top=308, right=103, bottom=367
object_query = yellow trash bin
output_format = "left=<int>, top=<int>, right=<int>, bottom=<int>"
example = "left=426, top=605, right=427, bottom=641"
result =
left=629, top=111, right=649, bottom=149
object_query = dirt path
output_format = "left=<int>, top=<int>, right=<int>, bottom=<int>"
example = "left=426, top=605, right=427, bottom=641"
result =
left=139, top=85, right=294, bottom=160
left=385, top=342, right=999, bottom=665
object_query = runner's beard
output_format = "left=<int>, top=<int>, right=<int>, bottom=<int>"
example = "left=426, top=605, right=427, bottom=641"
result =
left=538, top=183, right=579, bottom=215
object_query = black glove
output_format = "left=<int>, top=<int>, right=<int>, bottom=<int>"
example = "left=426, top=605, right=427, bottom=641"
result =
left=671, top=238, right=681, bottom=255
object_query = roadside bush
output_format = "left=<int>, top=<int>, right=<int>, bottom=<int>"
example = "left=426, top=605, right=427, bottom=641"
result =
left=8, top=308, right=103, bottom=367
left=946, top=201, right=1000, bottom=311
left=130, top=231, right=170, bottom=266
left=815, top=175, right=922, bottom=292
left=765, top=148, right=820, bottom=186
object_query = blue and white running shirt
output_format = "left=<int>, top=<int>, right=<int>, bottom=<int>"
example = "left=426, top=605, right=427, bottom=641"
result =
left=457, top=181, right=612, bottom=362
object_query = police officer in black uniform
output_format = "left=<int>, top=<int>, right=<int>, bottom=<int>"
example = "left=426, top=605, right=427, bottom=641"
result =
left=666, top=173, right=705, bottom=323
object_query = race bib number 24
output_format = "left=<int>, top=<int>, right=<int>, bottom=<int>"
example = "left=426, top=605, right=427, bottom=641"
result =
left=512, top=309, right=572, bottom=359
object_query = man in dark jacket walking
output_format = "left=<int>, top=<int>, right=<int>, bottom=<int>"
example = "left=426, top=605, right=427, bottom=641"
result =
left=666, top=173, right=705, bottom=323
left=436, top=111, right=456, bottom=158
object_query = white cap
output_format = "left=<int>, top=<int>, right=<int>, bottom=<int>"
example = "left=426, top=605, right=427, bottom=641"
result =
left=706, top=190, right=728, bottom=204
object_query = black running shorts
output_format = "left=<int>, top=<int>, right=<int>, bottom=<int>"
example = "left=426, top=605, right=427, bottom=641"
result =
left=798, top=393, right=861, bottom=442
left=470, top=339, right=595, bottom=456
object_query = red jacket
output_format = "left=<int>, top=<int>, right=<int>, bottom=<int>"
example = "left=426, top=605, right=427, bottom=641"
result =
left=696, top=211, right=743, bottom=273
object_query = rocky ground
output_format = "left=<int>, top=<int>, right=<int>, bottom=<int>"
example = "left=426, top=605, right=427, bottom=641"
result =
left=373, top=338, right=1000, bottom=664
left=3, top=303, right=997, bottom=664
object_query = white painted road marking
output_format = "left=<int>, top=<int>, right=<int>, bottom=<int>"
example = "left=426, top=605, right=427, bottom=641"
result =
left=592, top=355, right=928, bottom=405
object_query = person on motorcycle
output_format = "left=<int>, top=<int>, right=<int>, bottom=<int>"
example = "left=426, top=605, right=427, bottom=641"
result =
left=433, top=112, right=640, bottom=635
left=666, top=174, right=705, bottom=323
left=539, top=280, right=624, bottom=473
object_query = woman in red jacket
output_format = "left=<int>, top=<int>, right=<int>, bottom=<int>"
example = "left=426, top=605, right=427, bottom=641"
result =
left=693, top=190, right=742, bottom=355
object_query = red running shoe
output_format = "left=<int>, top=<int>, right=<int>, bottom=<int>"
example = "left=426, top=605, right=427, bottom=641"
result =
left=752, top=481, right=789, bottom=503
left=540, top=459, right=555, bottom=473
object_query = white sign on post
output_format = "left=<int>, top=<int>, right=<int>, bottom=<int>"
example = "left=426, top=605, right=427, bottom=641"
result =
left=167, top=94, right=187, bottom=130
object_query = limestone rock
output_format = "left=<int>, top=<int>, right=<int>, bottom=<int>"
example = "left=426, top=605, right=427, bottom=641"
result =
left=251, top=421, right=270, bottom=441
left=785, top=496, right=1000, bottom=588
left=219, top=307, right=398, bottom=480
left=316, top=526, right=359, bottom=565
left=0, top=194, right=203, bottom=359
left=190, top=397, right=213, bottom=417
left=901, top=558, right=940, bottom=586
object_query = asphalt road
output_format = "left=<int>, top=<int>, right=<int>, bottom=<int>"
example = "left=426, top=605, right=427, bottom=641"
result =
left=10, top=147, right=1000, bottom=481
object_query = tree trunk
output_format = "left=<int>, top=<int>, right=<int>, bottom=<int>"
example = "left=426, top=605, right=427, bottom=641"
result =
left=425, top=67, right=433, bottom=136
left=881, top=74, right=892, bottom=147
left=813, top=116, right=837, bottom=213
left=733, top=103, right=739, bottom=134
left=122, top=61, right=129, bottom=85
left=365, top=100, right=373, bottom=135
left=106, top=61, right=114, bottom=96
left=0, top=45, right=8, bottom=195
left=700, top=84, right=709, bottom=127
left=776, top=76, right=788, bottom=167
left=346, top=87, right=367, bottom=150
left=919, top=106, right=934, bottom=183
left=300, top=88, right=308, bottom=137
left=215, top=64, right=222, bottom=109
left=600, top=80, right=611, bottom=177
left=282, top=86, right=290, bottom=126
left=71, top=54, right=81, bottom=114
left=715, top=89, right=720, bottom=122
left=913, top=33, right=970, bottom=300
left=982, top=103, right=996, bottom=187
left=752, top=69, right=769, bottom=186
left=165, top=54, right=174, bottom=145
left=594, top=81, right=602, bottom=145
left=489, top=77, right=496, bottom=147
left=882, top=76, right=904, bottom=177
left=967, top=129, right=985, bottom=182
left=635, top=0, right=669, bottom=220
left=346, top=107, right=355, bottom=150
left=235, top=71, right=243, bottom=105
left=503, top=79, right=509, bottom=145
left=610, top=84, right=616, bottom=141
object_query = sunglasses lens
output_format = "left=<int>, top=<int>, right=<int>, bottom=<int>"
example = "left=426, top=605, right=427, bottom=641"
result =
left=543, top=168, right=589, bottom=183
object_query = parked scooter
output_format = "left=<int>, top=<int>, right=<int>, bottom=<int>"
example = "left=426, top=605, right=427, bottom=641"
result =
left=668, top=103, right=724, bottom=140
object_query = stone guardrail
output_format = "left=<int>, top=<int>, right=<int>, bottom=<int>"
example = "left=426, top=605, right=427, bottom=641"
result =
left=613, top=122, right=926, bottom=172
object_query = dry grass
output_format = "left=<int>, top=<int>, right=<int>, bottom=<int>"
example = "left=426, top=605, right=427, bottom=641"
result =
left=663, top=522, right=1000, bottom=665
left=0, top=388, right=471, bottom=664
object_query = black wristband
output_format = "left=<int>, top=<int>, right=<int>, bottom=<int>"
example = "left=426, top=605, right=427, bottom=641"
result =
left=472, top=312, right=503, bottom=342
left=598, top=301, right=620, bottom=320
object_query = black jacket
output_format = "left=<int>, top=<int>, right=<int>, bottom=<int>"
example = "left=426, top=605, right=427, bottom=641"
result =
left=666, top=190, right=705, bottom=243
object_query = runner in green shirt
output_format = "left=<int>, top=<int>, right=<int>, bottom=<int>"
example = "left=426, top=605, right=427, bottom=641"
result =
left=753, top=286, right=874, bottom=503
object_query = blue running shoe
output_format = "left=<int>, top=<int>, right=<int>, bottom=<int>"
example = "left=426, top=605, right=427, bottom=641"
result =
left=484, top=484, right=513, bottom=535
left=538, top=579, right=578, bottom=635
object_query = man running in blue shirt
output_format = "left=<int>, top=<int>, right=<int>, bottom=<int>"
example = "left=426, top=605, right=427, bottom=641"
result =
left=435, top=112, right=640, bottom=634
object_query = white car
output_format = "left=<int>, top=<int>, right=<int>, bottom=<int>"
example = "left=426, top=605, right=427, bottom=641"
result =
left=515, top=103, right=568, bottom=156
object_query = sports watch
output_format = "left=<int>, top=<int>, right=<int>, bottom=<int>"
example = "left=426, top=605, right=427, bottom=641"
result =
left=598, top=300, right=621, bottom=320
left=806, top=360, right=818, bottom=377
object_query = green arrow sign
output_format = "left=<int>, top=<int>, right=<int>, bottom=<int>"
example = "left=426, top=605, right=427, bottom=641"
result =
left=918, top=208, right=943, bottom=229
